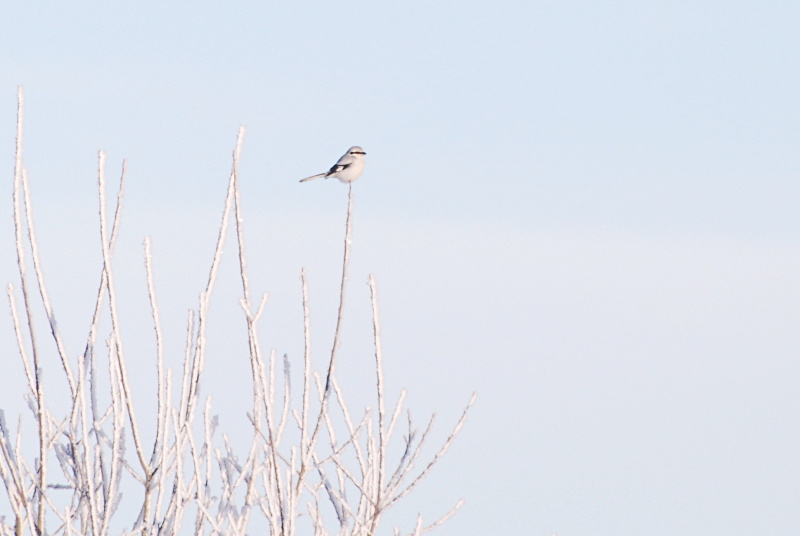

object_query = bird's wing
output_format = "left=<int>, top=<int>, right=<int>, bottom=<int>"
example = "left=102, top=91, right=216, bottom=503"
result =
left=326, top=162, right=351, bottom=175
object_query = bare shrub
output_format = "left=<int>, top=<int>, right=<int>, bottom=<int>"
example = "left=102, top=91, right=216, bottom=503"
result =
left=0, top=87, right=475, bottom=536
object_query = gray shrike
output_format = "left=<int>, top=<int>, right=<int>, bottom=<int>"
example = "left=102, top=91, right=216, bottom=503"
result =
left=299, top=146, right=366, bottom=183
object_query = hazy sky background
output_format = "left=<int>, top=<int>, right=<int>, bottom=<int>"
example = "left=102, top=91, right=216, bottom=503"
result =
left=1, top=2, right=799, bottom=534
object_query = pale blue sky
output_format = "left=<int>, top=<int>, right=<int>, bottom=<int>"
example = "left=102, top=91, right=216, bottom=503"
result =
left=1, top=2, right=799, bottom=534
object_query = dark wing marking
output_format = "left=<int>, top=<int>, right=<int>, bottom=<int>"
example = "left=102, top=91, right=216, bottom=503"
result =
left=325, top=163, right=350, bottom=177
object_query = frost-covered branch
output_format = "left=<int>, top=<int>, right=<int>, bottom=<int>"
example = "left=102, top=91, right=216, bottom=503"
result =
left=0, top=92, right=474, bottom=536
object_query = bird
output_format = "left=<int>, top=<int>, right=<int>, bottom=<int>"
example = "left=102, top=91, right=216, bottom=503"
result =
left=299, top=146, right=366, bottom=183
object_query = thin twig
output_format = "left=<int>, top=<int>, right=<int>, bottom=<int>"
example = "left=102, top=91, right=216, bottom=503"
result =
left=297, top=268, right=312, bottom=495
left=97, top=152, right=149, bottom=472
left=368, top=274, right=387, bottom=535
left=188, top=127, right=245, bottom=425
left=143, top=236, right=167, bottom=531
left=12, top=85, right=47, bottom=536
left=6, top=286, right=35, bottom=394
left=302, top=183, right=355, bottom=488
left=21, top=167, right=76, bottom=397
left=386, top=393, right=477, bottom=509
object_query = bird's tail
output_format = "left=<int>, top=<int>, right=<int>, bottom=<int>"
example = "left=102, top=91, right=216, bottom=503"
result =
left=299, top=173, right=326, bottom=183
